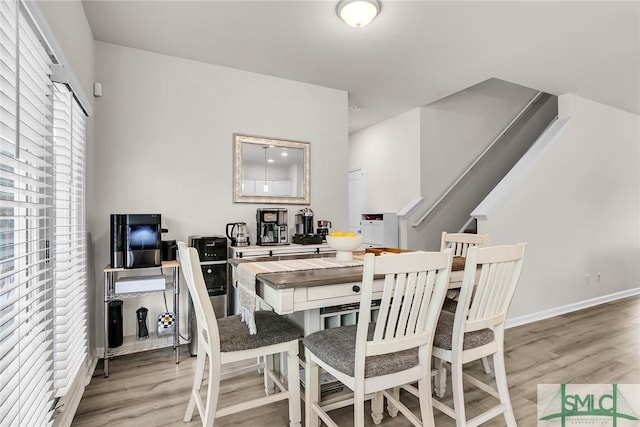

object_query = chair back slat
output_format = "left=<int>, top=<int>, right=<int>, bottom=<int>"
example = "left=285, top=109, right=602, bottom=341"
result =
left=372, top=275, right=395, bottom=341
left=459, top=244, right=526, bottom=333
left=360, top=250, right=453, bottom=361
left=441, top=232, right=491, bottom=257
left=415, top=270, right=438, bottom=331
left=385, top=271, right=406, bottom=339
left=406, top=270, right=428, bottom=334
left=453, top=242, right=469, bottom=257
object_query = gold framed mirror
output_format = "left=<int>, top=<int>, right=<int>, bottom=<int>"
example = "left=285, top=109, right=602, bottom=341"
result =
left=233, top=133, right=310, bottom=204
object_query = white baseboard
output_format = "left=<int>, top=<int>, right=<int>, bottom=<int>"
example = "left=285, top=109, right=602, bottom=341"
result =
left=506, top=288, right=640, bottom=329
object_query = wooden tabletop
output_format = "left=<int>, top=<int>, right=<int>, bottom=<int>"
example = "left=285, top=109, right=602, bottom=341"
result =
left=257, top=265, right=366, bottom=290
left=230, top=253, right=466, bottom=291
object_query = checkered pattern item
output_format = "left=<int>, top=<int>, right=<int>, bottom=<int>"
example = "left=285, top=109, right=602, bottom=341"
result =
left=157, top=312, right=175, bottom=337
left=158, top=312, right=175, bottom=328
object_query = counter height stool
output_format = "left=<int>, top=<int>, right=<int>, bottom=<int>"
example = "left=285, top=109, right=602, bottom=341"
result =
left=440, top=232, right=492, bottom=375
left=177, top=242, right=302, bottom=427
left=432, top=243, right=526, bottom=427
left=303, top=249, right=453, bottom=427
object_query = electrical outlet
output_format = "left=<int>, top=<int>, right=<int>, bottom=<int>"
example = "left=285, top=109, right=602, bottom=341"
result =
left=585, top=273, right=590, bottom=285
left=597, top=272, right=601, bottom=282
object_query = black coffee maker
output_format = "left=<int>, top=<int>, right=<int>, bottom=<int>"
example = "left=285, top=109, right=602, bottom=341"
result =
left=256, top=208, right=288, bottom=245
left=295, top=208, right=313, bottom=235
left=292, top=208, right=323, bottom=244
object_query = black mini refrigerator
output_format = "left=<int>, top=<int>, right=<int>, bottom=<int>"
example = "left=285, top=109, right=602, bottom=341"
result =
left=188, top=235, right=228, bottom=356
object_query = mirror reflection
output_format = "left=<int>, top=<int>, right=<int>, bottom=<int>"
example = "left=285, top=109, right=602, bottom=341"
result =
left=233, top=134, right=310, bottom=204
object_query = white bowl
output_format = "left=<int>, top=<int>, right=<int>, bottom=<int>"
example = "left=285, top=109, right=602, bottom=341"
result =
left=326, top=235, right=363, bottom=261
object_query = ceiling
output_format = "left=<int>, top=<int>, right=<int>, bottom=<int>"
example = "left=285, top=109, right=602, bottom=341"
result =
left=82, top=1, right=640, bottom=133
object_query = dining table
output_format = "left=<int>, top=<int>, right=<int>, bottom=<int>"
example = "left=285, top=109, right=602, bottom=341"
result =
left=228, top=251, right=466, bottom=337
left=228, top=250, right=468, bottom=406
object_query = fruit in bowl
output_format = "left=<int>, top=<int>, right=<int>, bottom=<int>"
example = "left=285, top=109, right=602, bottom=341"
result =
left=326, top=232, right=363, bottom=261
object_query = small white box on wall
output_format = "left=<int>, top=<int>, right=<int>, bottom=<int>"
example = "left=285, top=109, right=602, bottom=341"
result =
left=93, top=81, right=103, bottom=97
left=115, top=275, right=165, bottom=294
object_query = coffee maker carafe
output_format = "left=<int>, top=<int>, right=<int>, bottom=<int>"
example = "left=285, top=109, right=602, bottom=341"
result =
left=226, top=222, right=250, bottom=247
left=256, top=208, right=288, bottom=246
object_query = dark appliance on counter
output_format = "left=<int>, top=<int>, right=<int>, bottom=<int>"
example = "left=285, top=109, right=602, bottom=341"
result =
left=256, top=208, right=288, bottom=245
left=110, top=214, right=162, bottom=269
left=188, top=235, right=228, bottom=356
left=190, top=235, right=228, bottom=262
left=226, top=222, right=250, bottom=247
left=292, top=208, right=323, bottom=244
left=295, top=207, right=314, bottom=235
left=317, top=220, right=332, bottom=241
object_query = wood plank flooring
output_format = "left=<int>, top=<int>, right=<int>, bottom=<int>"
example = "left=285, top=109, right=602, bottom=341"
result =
left=72, top=296, right=639, bottom=426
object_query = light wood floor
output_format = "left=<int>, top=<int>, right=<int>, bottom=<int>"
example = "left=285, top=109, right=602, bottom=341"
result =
left=72, top=296, right=639, bottom=426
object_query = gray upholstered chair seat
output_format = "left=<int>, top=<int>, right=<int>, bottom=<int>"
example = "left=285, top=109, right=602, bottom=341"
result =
left=219, top=311, right=302, bottom=352
left=441, top=297, right=458, bottom=313
left=303, top=324, right=418, bottom=378
left=433, top=311, right=494, bottom=351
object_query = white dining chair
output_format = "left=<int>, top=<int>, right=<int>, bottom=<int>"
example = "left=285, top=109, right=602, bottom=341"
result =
left=440, top=231, right=492, bottom=374
left=440, top=232, right=491, bottom=258
left=178, top=242, right=302, bottom=427
left=303, top=249, right=453, bottom=427
left=431, top=243, right=526, bottom=427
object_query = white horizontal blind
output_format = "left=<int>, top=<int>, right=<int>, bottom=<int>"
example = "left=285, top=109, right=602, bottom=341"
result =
left=52, top=82, right=87, bottom=397
left=0, top=0, right=55, bottom=425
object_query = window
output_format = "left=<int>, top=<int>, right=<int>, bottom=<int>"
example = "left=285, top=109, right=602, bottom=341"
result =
left=0, top=1, right=88, bottom=425
left=52, top=82, right=87, bottom=398
left=1, top=1, right=55, bottom=425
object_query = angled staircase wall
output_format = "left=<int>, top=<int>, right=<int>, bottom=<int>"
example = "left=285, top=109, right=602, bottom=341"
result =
left=403, top=89, right=558, bottom=250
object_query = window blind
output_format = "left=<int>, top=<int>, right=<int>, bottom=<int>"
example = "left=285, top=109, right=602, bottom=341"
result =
left=52, top=82, right=87, bottom=398
left=0, top=0, right=55, bottom=425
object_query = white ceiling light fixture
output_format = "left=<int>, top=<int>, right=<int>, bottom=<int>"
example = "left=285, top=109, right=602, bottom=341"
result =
left=336, top=0, right=381, bottom=28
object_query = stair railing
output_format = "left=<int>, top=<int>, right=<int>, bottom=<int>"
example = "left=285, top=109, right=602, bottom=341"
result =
left=412, top=91, right=545, bottom=228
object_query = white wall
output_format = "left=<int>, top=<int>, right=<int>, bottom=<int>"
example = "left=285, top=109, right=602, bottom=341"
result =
left=475, top=94, right=640, bottom=320
left=92, top=42, right=348, bottom=340
left=348, top=108, right=421, bottom=213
